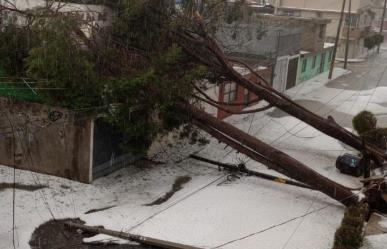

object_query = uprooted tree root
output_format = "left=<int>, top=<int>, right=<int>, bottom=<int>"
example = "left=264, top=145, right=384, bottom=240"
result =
left=332, top=203, right=369, bottom=249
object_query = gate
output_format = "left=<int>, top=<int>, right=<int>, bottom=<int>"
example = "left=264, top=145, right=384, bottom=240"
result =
left=286, top=56, right=299, bottom=90
left=272, top=56, right=289, bottom=92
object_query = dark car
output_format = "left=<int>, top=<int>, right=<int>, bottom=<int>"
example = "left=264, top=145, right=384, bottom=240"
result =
left=336, top=153, right=363, bottom=177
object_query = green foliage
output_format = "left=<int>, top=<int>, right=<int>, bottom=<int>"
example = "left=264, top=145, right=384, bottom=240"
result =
left=101, top=44, right=208, bottom=155
left=0, top=23, right=31, bottom=76
left=361, top=128, right=387, bottom=149
left=333, top=204, right=368, bottom=249
left=111, top=0, right=174, bottom=54
left=364, top=36, right=375, bottom=50
left=364, top=33, right=384, bottom=50
left=352, top=111, right=377, bottom=135
left=25, top=15, right=101, bottom=108
left=0, top=1, right=214, bottom=155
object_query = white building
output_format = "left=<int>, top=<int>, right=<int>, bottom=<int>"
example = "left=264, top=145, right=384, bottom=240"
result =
left=267, top=0, right=379, bottom=59
left=1, top=0, right=112, bottom=37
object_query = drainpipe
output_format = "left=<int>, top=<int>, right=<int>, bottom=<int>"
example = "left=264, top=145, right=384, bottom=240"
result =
left=377, top=0, right=387, bottom=53
left=329, top=0, right=347, bottom=79
left=344, top=0, right=352, bottom=69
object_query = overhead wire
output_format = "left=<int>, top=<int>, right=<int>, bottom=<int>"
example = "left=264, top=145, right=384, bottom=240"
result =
left=210, top=185, right=370, bottom=249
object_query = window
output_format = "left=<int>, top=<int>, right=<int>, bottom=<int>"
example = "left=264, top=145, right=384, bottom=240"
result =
left=345, top=15, right=359, bottom=28
left=318, top=25, right=324, bottom=39
left=329, top=51, right=333, bottom=62
left=224, top=82, right=237, bottom=103
left=301, top=59, right=307, bottom=73
left=312, top=56, right=317, bottom=69
left=244, top=88, right=249, bottom=106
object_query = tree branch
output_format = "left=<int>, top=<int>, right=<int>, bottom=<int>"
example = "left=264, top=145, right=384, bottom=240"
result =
left=193, top=94, right=273, bottom=115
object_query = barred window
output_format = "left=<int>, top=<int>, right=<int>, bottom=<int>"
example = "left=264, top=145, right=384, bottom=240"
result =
left=224, top=82, right=237, bottom=103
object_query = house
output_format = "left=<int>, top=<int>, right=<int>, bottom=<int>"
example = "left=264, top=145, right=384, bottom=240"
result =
left=260, top=15, right=332, bottom=90
left=201, top=56, right=272, bottom=120
left=0, top=94, right=139, bottom=183
left=371, top=0, right=387, bottom=38
left=0, top=0, right=112, bottom=37
left=206, top=13, right=333, bottom=120
left=0, top=1, right=132, bottom=183
left=269, top=0, right=377, bottom=59
left=297, top=43, right=334, bottom=83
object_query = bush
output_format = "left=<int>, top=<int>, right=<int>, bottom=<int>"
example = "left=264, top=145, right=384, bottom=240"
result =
left=364, top=33, right=384, bottom=50
left=352, top=111, right=377, bottom=135
left=334, top=225, right=363, bottom=249
left=361, top=128, right=387, bottom=149
left=364, top=35, right=376, bottom=50
left=332, top=204, right=368, bottom=249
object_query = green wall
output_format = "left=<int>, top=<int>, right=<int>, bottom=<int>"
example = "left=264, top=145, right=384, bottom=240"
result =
left=297, top=48, right=333, bottom=84
left=0, top=67, right=41, bottom=102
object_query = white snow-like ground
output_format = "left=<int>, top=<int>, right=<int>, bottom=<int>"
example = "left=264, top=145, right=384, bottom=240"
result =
left=362, top=214, right=387, bottom=249
left=1, top=64, right=387, bottom=249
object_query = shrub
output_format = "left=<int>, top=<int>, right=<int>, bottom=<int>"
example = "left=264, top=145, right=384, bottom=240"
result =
left=364, top=35, right=376, bottom=50
left=333, top=204, right=368, bottom=249
left=361, top=128, right=387, bottom=149
left=352, top=111, right=377, bottom=135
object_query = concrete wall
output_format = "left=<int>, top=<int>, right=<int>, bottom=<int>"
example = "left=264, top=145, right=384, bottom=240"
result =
left=0, top=98, right=92, bottom=183
left=216, top=23, right=302, bottom=58
left=297, top=46, right=334, bottom=83
left=279, top=0, right=369, bottom=11
left=277, top=2, right=375, bottom=58
left=1, top=0, right=112, bottom=36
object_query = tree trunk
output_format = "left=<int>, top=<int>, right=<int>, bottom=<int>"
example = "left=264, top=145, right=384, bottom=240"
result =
left=64, top=221, right=202, bottom=249
left=224, top=62, right=386, bottom=162
left=176, top=18, right=387, bottom=162
left=185, top=104, right=359, bottom=206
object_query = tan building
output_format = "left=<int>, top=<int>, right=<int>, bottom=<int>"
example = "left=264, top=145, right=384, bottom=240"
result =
left=1, top=0, right=112, bottom=37
left=268, top=0, right=378, bottom=58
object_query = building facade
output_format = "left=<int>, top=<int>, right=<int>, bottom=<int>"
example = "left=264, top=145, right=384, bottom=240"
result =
left=0, top=97, right=139, bottom=183
left=0, top=0, right=112, bottom=37
left=297, top=43, right=334, bottom=83
left=269, top=0, right=377, bottom=59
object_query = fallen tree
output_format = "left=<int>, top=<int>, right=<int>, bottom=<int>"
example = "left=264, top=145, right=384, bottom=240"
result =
left=64, top=221, right=202, bottom=249
left=184, top=104, right=361, bottom=207
left=173, top=13, right=387, bottom=164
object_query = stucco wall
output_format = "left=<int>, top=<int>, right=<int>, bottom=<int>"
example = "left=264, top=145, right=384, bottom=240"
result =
left=0, top=98, right=92, bottom=183
left=297, top=47, right=334, bottom=83
left=280, top=0, right=366, bottom=12
left=216, top=23, right=302, bottom=58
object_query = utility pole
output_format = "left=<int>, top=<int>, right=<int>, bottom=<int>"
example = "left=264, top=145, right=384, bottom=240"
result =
left=65, top=222, right=203, bottom=249
left=329, top=0, right=347, bottom=79
left=274, top=0, right=279, bottom=15
left=344, top=0, right=352, bottom=69
left=377, top=0, right=387, bottom=53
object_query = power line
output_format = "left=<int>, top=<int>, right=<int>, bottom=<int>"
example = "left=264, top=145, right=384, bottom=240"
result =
left=126, top=174, right=226, bottom=233
left=211, top=187, right=368, bottom=249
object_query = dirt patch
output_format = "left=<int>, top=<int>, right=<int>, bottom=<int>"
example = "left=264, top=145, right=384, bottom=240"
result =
left=145, top=176, right=192, bottom=206
left=0, top=182, right=47, bottom=192
left=29, top=218, right=158, bottom=249
left=85, top=206, right=116, bottom=214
